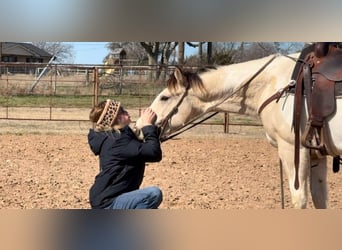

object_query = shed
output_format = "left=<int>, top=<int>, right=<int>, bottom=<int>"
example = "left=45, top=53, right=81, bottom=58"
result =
left=111, top=48, right=127, bottom=60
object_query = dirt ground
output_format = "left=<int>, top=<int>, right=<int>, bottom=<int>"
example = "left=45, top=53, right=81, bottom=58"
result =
left=1, top=121, right=342, bottom=209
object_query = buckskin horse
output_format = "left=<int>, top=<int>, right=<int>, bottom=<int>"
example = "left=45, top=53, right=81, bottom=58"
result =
left=135, top=43, right=342, bottom=208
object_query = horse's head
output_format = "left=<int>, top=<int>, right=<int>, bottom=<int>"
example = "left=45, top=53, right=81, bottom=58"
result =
left=135, top=67, right=208, bottom=139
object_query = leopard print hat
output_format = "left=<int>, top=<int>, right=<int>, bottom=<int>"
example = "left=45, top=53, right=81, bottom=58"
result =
left=96, top=99, right=121, bottom=127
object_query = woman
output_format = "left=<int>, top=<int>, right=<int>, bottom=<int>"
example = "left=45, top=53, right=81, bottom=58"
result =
left=88, top=99, right=163, bottom=209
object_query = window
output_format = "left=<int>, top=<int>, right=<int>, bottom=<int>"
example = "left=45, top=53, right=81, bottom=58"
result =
left=2, top=56, right=17, bottom=62
left=26, top=58, right=43, bottom=63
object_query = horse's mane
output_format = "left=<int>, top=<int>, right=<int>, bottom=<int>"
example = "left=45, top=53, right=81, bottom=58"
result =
left=167, top=67, right=215, bottom=97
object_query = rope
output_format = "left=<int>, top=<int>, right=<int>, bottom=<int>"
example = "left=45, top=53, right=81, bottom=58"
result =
left=279, top=158, right=285, bottom=209
left=160, top=112, right=219, bottom=142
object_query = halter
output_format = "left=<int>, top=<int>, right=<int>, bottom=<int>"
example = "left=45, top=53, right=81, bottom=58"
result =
left=159, top=54, right=278, bottom=142
left=158, top=83, right=190, bottom=139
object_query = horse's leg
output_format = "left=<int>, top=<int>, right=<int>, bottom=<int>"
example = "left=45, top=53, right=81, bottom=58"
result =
left=278, top=141, right=310, bottom=208
left=309, top=155, right=328, bottom=208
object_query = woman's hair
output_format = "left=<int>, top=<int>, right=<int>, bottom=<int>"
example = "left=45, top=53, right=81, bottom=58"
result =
left=89, top=100, right=122, bottom=132
left=89, top=100, right=107, bottom=123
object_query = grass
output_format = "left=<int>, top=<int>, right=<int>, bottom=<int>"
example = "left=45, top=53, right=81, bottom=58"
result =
left=0, top=94, right=157, bottom=109
left=0, top=95, right=93, bottom=108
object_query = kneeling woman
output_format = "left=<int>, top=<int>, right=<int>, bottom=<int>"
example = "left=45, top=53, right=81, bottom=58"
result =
left=88, top=99, right=163, bottom=209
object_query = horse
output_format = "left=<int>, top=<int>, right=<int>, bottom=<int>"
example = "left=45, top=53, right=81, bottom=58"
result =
left=135, top=50, right=342, bottom=209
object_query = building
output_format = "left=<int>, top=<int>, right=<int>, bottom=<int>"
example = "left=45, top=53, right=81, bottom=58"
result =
left=1, top=42, right=53, bottom=63
left=0, top=42, right=54, bottom=74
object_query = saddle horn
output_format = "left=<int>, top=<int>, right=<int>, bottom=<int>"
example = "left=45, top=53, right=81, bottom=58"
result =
left=314, top=42, right=330, bottom=58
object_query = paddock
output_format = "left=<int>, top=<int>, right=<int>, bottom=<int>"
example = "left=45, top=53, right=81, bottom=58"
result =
left=1, top=62, right=342, bottom=209
left=1, top=121, right=342, bottom=209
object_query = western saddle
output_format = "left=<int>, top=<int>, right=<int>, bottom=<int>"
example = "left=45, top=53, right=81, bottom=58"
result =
left=260, top=42, right=342, bottom=189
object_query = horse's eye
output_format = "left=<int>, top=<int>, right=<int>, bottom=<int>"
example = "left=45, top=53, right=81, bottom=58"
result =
left=160, top=95, right=169, bottom=101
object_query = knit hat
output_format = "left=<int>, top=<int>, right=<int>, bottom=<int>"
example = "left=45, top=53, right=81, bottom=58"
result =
left=96, top=99, right=121, bottom=127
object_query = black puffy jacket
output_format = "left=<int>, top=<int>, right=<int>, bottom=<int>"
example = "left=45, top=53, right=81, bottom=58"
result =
left=87, top=125, right=162, bottom=209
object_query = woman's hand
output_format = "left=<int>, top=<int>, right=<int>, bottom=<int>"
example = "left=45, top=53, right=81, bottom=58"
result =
left=140, top=108, right=157, bottom=126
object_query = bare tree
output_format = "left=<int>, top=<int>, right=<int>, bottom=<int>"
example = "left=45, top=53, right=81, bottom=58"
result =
left=177, top=42, right=198, bottom=66
left=198, top=42, right=204, bottom=65
left=197, top=42, right=214, bottom=66
left=233, top=42, right=305, bottom=62
left=31, top=42, right=74, bottom=63
left=211, top=42, right=238, bottom=65
left=207, top=42, right=213, bottom=65
left=106, top=42, right=147, bottom=64
left=160, top=42, right=178, bottom=65
left=139, top=42, right=160, bottom=66
left=275, top=42, right=305, bottom=54
left=178, top=42, right=185, bottom=65
left=106, top=42, right=179, bottom=80
left=140, top=42, right=180, bottom=80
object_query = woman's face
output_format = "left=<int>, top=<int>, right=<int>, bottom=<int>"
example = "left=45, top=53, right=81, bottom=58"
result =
left=117, top=107, right=131, bottom=126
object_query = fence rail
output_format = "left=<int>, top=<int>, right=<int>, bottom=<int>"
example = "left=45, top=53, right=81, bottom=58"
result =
left=0, top=62, right=262, bottom=133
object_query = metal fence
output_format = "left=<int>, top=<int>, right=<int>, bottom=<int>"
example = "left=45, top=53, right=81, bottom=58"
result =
left=0, top=62, right=262, bottom=133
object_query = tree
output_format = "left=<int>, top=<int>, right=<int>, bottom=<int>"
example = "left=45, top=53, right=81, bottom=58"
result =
left=106, top=42, right=179, bottom=81
left=139, top=42, right=179, bottom=80
left=207, top=42, right=212, bottom=65
left=31, top=42, right=74, bottom=63
left=106, top=42, right=147, bottom=64
left=178, top=42, right=185, bottom=65
left=140, top=42, right=178, bottom=66
left=159, top=42, right=178, bottom=65
left=177, top=42, right=198, bottom=66
left=211, top=42, right=238, bottom=65
left=198, top=42, right=204, bottom=65
left=232, top=42, right=305, bottom=62
left=193, top=42, right=214, bottom=66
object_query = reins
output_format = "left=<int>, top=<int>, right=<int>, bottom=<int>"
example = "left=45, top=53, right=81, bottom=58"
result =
left=160, top=54, right=278, bottom=142
left=160, top=111, right=219, bottom=142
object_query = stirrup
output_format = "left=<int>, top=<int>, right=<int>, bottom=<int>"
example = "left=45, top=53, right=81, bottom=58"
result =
left=301, top=122, right=325, bottom=150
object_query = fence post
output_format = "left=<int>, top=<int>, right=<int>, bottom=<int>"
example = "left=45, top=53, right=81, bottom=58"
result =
left=224, top=112, right=229, bottom=133
left=93, top=67, right=99, bottom=107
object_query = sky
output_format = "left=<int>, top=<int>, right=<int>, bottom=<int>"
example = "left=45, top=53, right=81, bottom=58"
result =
left=67, top=42, right=197, bottom=65
left=67, top=42, right=109, bottom=65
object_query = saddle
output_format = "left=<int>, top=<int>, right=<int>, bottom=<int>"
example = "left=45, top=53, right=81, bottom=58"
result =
left=259, top=43, right=342, bottom=189
left=292, top=42, right=342, bottom=188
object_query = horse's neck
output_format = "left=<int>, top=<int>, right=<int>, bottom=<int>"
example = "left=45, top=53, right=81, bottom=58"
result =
left=201, top=55, right=295, bottom=116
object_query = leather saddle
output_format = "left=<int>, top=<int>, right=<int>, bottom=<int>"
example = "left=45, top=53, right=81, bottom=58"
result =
left=293, top=42, right=342, bottom=184
left=259, top=42, right=342, bottom=189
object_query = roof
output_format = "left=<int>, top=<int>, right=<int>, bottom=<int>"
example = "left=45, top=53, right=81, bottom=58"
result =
left=1, top=42, right=53, bottom=58
left=112, top=48, right=126, bottom=55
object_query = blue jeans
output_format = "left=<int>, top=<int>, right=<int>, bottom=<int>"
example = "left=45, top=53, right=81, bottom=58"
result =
left=106, top=186, right=163, bottom=209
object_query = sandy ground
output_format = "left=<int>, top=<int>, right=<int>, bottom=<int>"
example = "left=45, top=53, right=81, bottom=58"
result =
left=1, top=120, right=342, bottom=209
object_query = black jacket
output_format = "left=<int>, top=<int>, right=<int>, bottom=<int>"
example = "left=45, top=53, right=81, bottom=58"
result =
left=88, top=125, right=162, bottom=209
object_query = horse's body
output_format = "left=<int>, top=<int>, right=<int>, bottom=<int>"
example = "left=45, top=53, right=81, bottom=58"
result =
left=136, top=53, right=342, bottom=208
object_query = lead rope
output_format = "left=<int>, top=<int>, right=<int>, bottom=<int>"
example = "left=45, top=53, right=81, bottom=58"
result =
left=279, top=159, right=285, bottom=209
left=160, top=112, right=219, bottom=142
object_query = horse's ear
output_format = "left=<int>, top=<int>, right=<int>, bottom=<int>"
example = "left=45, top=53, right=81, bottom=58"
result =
left=174, top=66, right=184, bottom=84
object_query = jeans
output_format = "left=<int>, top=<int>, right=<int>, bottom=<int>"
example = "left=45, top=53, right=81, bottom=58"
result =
left=106, top=186, right=163, bottom=209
